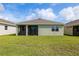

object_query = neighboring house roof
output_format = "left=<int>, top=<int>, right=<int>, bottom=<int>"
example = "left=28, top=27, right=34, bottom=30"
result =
left=65, top=19, right=79, bottom=26
left=17, top=18, right=64, bottom=25
left=0, top=19, right=15, bottom=26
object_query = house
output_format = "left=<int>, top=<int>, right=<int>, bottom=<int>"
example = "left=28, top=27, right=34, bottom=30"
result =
left=0, top=19, right=16, bottom=35
left=16, top=18, right=64, bottom=36
left=65, top=19, right=79, bottom=36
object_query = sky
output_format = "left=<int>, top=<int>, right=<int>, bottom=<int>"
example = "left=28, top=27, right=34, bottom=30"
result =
left=0, top=3, right=79, bottom=23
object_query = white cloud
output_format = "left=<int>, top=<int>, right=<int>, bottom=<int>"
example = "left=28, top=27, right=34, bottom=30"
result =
left=25, top=13, right=37, bottom=20
left=59, top=5, right=79, bottom=21
left=0, top=3, right=5, bottom=11
left=36, top=8, right=56, bottom=19
left=73, top=6, right=79, bottom=19
left=25, top=8, right=57, bottom=20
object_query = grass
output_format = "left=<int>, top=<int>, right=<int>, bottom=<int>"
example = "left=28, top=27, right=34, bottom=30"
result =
left=0, top=35, right=79, bottom=56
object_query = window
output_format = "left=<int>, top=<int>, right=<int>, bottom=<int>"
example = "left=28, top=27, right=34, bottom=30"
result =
left=5, top=26, right=8, bottom=30
left=52, top=26, right=59, bottom=31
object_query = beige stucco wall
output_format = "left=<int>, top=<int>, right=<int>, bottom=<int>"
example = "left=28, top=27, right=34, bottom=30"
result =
left=0, top=25, right=16, bottom=35
left=38, top=25, right=64, bottom=36
left=64, top=26, right=73, bottom=35
left=17, top=25, right=64, bottom=36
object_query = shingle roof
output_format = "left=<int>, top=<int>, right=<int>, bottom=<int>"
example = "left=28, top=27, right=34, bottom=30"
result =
left=65, top=19, right=79, bottom=26
left=17, top=18, right=64, bottom=25
left=0, top=19, right=15, bottom=26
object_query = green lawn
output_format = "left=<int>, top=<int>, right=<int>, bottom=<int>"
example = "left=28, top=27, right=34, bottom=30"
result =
left=0, top=35, right=79, bottom=56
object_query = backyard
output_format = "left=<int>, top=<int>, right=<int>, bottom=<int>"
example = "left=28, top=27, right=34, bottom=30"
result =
left=0, top=35, right=79, bottom=56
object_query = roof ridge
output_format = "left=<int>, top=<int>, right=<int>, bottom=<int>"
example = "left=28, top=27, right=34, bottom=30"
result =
left=17, top=18, right=64, bottom=25
left=0, top=19, right=15, bottom=24
left=0, top=19, right=16, bottom=26
left=65, top=19, right=79, bottom=26
left=18, top=18, right=64, bottom=24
